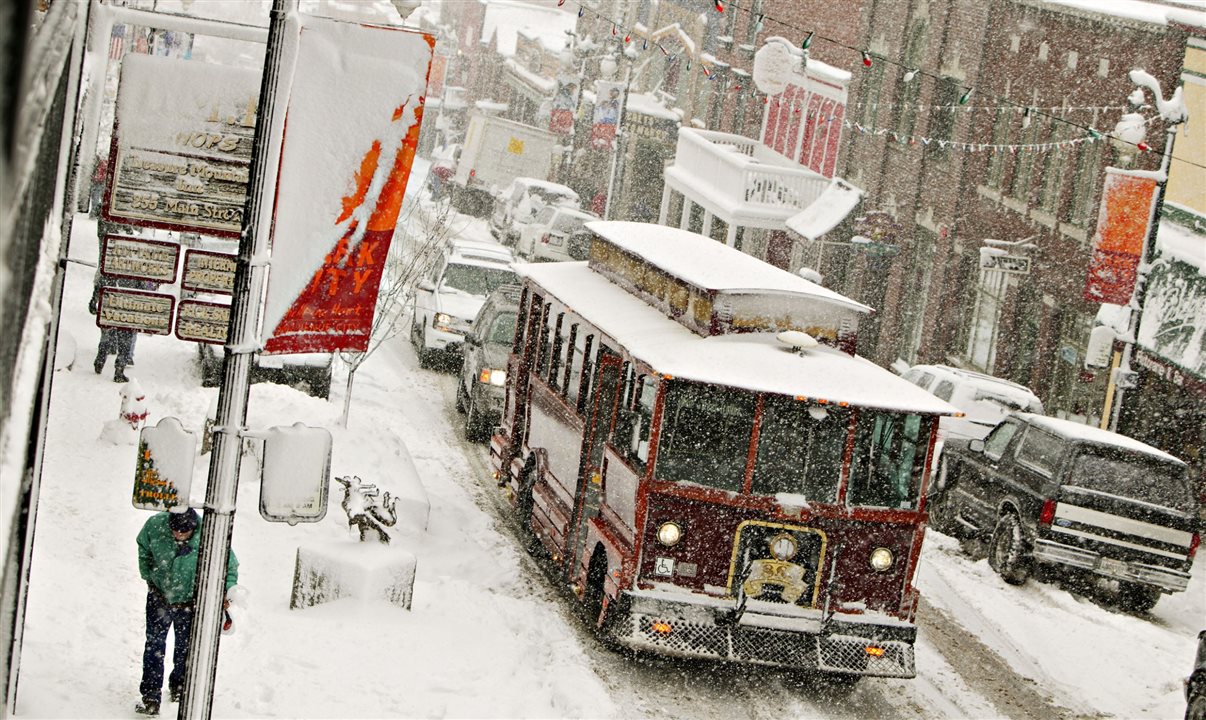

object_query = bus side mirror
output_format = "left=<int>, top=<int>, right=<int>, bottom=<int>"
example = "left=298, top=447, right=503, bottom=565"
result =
left=969, top=439, right=985, bottom=453
left=418, top=279, right=435, bottom=293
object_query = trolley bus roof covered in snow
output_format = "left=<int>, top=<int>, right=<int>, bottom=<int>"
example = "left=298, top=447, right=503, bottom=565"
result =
left=586, top=221, right=872, bottom=313
left=514, top=259, right=957, bottom=415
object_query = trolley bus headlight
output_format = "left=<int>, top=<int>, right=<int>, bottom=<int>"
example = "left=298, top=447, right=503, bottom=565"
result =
left=479, top=368, right=507, bottom=386
left=869, top=547, right=894, bottom=572
left=656, top=521, right=683, bottom=547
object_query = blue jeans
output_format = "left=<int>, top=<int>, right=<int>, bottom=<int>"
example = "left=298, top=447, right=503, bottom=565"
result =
left=140, top=590, right=192, bottom=703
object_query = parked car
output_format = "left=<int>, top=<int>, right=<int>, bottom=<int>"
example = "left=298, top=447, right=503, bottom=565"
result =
left=928, top=411, right=1200, bottom=612
left=197, top=343, right=333, bottom=398
left=1187, top=630, right=1206, bottom=720
left=902, top=364, right=1044, bottom=443
left=489, top=177, right=580, bottom=246
left=183, top=235, right=334, bottom=399
left=514, top=205, right=599, bottom=262
left=410, top=238, right=518, bottom=368
left=456, top=284, right=521, bottom=442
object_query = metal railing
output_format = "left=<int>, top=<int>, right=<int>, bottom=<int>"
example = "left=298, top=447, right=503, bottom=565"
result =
left=670, top=128, right=829, bottom=212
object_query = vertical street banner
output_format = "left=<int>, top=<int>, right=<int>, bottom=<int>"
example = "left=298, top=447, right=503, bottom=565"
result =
left=261, top=18, right=435, bottom=354
left=1084, top=168, right=1159, bottom=304
left=589, top=80, right=624, bottom=148
left=549, top=75, right=580, bottom=136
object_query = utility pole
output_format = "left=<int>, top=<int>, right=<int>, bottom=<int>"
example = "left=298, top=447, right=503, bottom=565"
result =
left=1107, top=70, right=1188, bottom=433
left=179, top=1, right=294, bottom=717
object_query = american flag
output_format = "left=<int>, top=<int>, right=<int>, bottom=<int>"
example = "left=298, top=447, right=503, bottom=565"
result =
left=108, top=24, right=126, bottom=60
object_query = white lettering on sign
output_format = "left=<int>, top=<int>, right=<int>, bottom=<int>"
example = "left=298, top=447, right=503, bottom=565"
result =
left=980, top=254, right=1031, bottom=275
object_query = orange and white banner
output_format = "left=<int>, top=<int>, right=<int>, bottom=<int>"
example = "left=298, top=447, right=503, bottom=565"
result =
left=261, top=17, right=434, bottom=354
left=1083, top=168, right=1158, bottom=305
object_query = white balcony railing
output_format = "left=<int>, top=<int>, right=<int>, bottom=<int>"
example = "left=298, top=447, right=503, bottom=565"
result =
left=666, top=128, right=831, bottom=225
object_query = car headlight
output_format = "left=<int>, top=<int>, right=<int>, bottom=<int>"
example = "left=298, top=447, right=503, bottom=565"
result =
left=869, top=547, right=894, bottom=572
left=434, top=312, right=452, bottom=330
left=656, top=521, right=683, bottom=547
left=478, top=368, right=506, bottom=386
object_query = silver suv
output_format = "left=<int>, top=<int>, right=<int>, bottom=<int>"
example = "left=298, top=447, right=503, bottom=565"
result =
left=410, top=239, right=517, bottom=368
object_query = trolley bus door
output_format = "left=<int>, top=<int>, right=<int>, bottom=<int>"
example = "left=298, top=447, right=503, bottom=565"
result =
left=569, top=353, right=624, bottom=572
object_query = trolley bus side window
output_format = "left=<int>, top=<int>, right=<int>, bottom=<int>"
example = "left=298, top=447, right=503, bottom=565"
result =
left=847, top=411, right=926, bottom=509
left=612, top=372, right=657, bottom=471
left=654, top=381, right=755, bottom=492
left=751, top=395, right=847, bottom=502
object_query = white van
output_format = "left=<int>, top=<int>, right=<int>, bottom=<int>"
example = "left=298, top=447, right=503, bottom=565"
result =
left=902, top=364, right=1044, bottom=442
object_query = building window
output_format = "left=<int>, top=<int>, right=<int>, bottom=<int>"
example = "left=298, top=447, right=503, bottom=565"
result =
left=927, top=77, right=961, bottom=159
left=1067, top=140, right=1102, bottom=229
left=1010, top=34, right=1020, bottom=53
left=967, top=259, right=1013, bottom=372
left=1066, top=51, right=1078, bottom=71
left=987, top=108, right=1011, bottom=188
left=744, top=0, right=765, bottom=45
left=1098, top=58, right=1109, bottom=77
left=895, top=20, right=928, bottom=138
left=1038, top=42, right=1049, bottom=62
left=1040, top=130, right=1066, bottom=212
left=1009, top=117, right=1043, bottom=201
left=900, top=226, right=937, bottom=363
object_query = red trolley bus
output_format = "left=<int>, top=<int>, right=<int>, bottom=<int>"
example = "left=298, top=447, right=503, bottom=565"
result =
left=490, top=221, right=956, bottom=679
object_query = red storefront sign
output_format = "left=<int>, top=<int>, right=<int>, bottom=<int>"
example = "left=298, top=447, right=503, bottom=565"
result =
left=1084, top=169, right=1158, bottom=304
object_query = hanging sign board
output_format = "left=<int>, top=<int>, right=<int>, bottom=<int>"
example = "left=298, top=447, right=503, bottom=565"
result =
left=260, top=19, right=435, bottom=354
left=979, top=253, right=1031, bottom=275
left=96, top=288, right=174, bottom=335
left=259, top=423, right=332, bottom=524
left=104, top=54, right=259, bottom=236
left=1084, top=168, right=1158, bottom=304
left=182, top=249, right=237, bottom=294
left=133, top=418, right=197, bottom=511
left=101, top=234, right=179, bottom=284
left=176, top=299, right=230, bottom=344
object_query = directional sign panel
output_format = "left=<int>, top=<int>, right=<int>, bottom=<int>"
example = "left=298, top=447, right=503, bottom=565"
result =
left=96, top=288, right=174, bottom=335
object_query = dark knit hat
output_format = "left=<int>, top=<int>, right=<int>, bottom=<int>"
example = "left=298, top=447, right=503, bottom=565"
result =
left=168, top=508, right=199, bottom=532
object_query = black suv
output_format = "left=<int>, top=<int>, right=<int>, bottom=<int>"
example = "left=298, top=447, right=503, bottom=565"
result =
left=456, top=284, right=520, bottom=442
left=928, top=412, right=1199, bottom=612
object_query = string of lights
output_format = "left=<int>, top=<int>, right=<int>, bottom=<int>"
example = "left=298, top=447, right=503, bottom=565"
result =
left=543, top=0, right=1199, bottom=167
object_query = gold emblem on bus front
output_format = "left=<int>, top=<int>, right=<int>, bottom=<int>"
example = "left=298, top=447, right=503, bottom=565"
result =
left=743, top=533, right=808, bottom=602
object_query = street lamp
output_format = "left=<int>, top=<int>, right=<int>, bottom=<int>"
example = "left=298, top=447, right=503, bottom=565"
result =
left=1103, top=70, right=1189, bottom=432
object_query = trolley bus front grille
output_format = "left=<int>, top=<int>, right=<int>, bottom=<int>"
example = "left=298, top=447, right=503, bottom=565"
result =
left=621, top=607, right=915, bottom=677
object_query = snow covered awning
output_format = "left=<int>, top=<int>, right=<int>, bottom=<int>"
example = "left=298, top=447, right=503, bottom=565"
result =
left=784, top=179, right=864, bottom=241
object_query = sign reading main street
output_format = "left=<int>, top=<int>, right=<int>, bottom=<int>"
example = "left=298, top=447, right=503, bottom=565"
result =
left=104, top=54, right=259, bottom=236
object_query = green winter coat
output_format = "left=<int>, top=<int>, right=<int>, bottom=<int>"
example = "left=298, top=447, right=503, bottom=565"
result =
left=137, top=513, right=238, bottom=606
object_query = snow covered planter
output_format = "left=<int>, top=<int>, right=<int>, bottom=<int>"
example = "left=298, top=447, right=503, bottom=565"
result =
left=289, top=542, right=416, bottom=610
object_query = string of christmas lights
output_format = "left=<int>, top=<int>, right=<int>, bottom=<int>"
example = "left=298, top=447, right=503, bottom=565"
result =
left=549, top=0, right=1185, bottom=162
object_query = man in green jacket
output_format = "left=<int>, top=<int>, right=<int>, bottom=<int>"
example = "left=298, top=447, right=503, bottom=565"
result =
left=135, top=508, right=238, bottom=716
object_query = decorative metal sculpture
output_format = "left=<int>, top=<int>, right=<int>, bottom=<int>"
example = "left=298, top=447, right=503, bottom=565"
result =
left=335, top=475, right=398, bottom=544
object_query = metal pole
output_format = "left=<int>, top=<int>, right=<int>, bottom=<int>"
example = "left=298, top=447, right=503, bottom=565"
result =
left=602, top=60, right=629, bottom=221
left=1109, top=126, right=1177, bottom=433
left=179, top=1, right=293, bottom=717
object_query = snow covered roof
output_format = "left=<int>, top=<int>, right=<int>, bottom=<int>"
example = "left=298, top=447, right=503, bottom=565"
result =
left=513, top=260, right=957, bottom=415
left=480, top=1, right=576, bottom=57
left=1156, top=218, right=1205, bottom=274
left=1018, top=413, right=1184, bottom=463
left=1040, top=0, right=1179, bottom=26
left=586, top=221, right=870, bottom=314
left=785, top=179, right=864, bottom=241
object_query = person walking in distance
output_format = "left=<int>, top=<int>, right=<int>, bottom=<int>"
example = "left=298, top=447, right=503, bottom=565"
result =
left=135, top=508, right=238, bottom=716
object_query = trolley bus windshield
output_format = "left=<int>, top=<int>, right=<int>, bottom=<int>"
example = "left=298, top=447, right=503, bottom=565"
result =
left=654, top=379, right=928, bottom=509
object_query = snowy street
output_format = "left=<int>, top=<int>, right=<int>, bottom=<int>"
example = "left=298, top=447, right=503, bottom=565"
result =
left=10, top=211, right=1201, bottom=719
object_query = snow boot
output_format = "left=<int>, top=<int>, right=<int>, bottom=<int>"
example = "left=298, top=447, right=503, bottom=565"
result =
left=134, top=699, right=159, bottom=716
left=169, top=686, right=182, bottom=703
left=114, top=370, right=129, bottom=383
